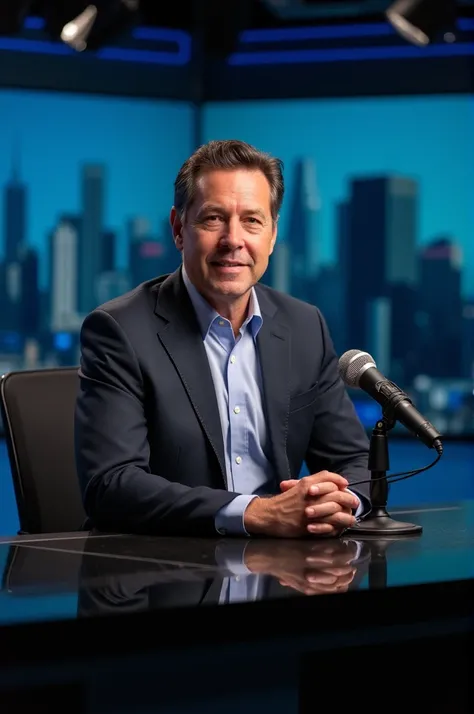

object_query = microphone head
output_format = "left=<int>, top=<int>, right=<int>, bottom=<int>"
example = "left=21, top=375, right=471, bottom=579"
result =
left=338, top=349, right=376, bottom=387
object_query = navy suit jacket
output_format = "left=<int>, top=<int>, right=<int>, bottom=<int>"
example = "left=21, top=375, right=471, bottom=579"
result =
left=74, top=267, right=371, bottom=536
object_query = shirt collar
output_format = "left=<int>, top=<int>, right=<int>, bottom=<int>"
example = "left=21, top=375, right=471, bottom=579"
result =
left=181, top=264, right=263, bottom=339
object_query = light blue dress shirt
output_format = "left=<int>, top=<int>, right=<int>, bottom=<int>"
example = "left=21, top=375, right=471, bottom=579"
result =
left=182, top=267, right=362, bottom=538
left=182, top=266, right=275, bottom=536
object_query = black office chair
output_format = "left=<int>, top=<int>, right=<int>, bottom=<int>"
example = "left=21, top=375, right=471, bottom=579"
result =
left=0, top=367, right=86, bottom=534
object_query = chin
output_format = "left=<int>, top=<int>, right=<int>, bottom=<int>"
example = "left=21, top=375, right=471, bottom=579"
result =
left=211, top=278, right=250, bottom=297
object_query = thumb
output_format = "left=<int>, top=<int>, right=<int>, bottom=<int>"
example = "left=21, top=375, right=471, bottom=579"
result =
left=279, top=479, right=299, bottom=492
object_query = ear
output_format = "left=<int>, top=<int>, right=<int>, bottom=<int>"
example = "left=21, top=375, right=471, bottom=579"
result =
left=170, top=206, right=184, bottom=251
left=269, top=218, right=278, bottom=255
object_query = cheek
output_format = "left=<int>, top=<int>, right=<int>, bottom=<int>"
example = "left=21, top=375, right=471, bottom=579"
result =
left=251, top=234, right=274, bottom=263
left=183, top=232, right=214, bottom=258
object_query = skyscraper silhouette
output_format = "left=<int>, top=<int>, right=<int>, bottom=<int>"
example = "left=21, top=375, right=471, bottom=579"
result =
left=3, top=147, right=26, bottom=264
left=346, top=176, right=418, bottom=381
left=419, top=238, right=463, bottom=378
left=286, top=157, right=320, bottom=299
left=78, top=164, right=104, bottom=313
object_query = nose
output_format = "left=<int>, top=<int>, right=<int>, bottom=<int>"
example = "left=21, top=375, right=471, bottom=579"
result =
left=219, top=217, right=245, bottom=250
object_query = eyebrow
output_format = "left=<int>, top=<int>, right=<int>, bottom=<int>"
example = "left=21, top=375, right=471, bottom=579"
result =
left=197, top=205, right=269, bottom=220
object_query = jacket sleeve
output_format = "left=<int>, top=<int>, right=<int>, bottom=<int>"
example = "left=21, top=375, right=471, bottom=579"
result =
left=304, top=309, right=371, bottom=510
left=74, top=308, right=240, bottom=536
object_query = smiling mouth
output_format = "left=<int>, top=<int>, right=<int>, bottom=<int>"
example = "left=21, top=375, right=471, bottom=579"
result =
left=211, top=261, right=247, bottom=267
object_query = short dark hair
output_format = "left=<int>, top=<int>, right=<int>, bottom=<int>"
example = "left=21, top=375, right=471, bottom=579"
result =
left=173, top=139, right=284, bottom=222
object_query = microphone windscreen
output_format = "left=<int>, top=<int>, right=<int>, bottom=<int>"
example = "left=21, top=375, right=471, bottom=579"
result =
left=338, top=349, right=376, bottom=387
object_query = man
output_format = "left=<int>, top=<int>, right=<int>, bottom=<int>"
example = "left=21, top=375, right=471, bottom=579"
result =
left=75, top=139, right=371, bottom=538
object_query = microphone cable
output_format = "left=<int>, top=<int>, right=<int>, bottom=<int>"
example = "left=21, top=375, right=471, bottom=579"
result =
left=348, top=438, right=443, bottom=489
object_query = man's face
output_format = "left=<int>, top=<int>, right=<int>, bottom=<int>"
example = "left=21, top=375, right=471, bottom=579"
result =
left=171, top=168, right=277, bottom=306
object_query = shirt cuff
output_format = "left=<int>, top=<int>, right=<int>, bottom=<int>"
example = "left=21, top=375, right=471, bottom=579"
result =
left=346, top=488, right=368, bottom=519
left=215, top=494, right=259, bottom=536
left=214, top=540, right=252, bottom=575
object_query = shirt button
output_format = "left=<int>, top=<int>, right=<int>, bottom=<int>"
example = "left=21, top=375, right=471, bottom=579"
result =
left=235, top=456, right=242, bottom=464
left=230, top=355, right=236, bottom=364
left=218, top=319, right=225, bottom=326
left=233, top=406, right=240, bottom=414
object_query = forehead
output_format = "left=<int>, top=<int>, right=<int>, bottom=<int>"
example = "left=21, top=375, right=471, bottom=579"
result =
left=193, top=168, right=272, bottom=211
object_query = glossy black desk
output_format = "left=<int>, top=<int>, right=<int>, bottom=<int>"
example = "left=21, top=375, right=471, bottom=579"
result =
left=0, top=501, right=472, bottom=714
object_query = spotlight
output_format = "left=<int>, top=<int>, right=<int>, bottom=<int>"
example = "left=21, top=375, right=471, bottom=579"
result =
left=0, top=1, right=32, bottom=35
left=44, top=0, right=140, bottom=52
left=386, top=0, right=456, bottom=46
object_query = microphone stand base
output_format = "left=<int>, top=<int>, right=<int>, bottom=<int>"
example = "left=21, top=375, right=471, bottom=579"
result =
left=345, top=507, right=423, bottom=536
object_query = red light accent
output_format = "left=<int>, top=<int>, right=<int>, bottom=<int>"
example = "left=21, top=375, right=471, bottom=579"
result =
left=139, top=241, right=164, bottom=258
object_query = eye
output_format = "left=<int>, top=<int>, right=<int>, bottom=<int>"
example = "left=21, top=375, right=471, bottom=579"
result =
left=245, top=216, right=261, bottom=224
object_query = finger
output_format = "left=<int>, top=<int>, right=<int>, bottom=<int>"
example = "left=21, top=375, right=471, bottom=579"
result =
left=320, top=511, right=357, bottom=529
left=279, top=479, right=299, bottom=492
left=304, top=481, right=340, bottom=499
left=306, top=553, right=354, bottom=567
left=304, top=571, right=338, bottom=586
left=345, top=489, right=361, bottom=510
left=304, top=472, right=349, bottom=496
left=305, top=501, right=344, bottom=520
left=310, top=470, right=349, bottom=487
left=307, top=582, right=350, bottom=595
left=336, top=568, right=357, bottom=587
left=307, top=522, right=337, bottom=536
left=303, top=555, right=335, bottom=567
left=278, top=578, right=311, bottom=595
left=310, top=571, right=356, bottom=592
left=317, top=490, right=360, bottom=511
left=314, top=566, right=354, bottom=578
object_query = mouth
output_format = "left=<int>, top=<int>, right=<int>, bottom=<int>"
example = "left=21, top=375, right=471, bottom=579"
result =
left=211, top=261, right=247, bottom=267
left=210, top=260, right=248, bottom=273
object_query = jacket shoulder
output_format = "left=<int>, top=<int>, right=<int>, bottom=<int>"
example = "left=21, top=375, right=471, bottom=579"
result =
left=256, top=283, right=321, bottom=321
left=88, top=274, right=168, bottom=324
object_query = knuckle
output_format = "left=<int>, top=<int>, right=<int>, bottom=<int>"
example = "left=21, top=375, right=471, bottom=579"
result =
left=313, top=471, right=328, bottom=481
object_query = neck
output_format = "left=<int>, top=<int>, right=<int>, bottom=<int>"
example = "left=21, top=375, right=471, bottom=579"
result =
left=211, top=293, right=251, bottom=336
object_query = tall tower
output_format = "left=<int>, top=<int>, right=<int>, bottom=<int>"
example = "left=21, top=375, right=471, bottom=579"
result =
left=128, top=217, right=163, bottom=287
left=51, top=217, right=79, bottom=332
left=286, top=157, right=320, bottom=300
left=419, top=238, right=463, bottom=378
left=345, top=175, right=418, bottom=380
left=3, top=145, right=26, bottom=263
left=78, top=164, right=104, bottom=313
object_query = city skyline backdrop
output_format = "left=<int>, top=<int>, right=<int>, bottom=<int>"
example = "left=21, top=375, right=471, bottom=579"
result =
left=0, top=89, right=193, bottom=286
left=0, top=91, right=472, bottom=296
left=0, top=88, right=472, bottom=436
left=204, top=94, right=474, bottom=299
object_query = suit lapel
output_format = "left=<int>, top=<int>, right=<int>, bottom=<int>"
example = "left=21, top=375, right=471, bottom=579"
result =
left=153, top=269, right=227, bottom=485
left=199, top=577, right=226, bottom=606
left=255, top=286, right=292, bottom=483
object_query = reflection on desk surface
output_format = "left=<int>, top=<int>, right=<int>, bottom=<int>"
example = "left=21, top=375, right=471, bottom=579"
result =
left=0, top=500, right=473, bottom=626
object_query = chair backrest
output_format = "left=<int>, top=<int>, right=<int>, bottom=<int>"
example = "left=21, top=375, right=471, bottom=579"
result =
left=0, top=367, right=86, bottom=534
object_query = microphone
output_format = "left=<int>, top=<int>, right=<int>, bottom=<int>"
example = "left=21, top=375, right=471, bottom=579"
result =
left=338, top=349, right=442, bottom=453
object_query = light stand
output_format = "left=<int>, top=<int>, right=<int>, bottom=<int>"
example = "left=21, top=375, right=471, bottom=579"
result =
left=346, top=416, right=423, bottom=536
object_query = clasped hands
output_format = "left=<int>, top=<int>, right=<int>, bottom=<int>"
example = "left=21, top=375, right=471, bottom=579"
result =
left=244, top=470, right=360, bottom=538
left=244, top=539, right=361, bottom=596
